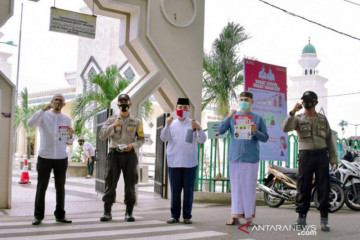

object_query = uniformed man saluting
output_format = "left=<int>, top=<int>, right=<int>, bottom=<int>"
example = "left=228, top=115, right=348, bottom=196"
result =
left=99, top=94, right=145, bottom=222
left=282, top=91, right=338, bottom=232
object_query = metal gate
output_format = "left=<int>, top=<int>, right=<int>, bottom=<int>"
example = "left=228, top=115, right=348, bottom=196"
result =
left=95, top=109, right=111, bottom=194
left=154, top=113, right=168, bottom=198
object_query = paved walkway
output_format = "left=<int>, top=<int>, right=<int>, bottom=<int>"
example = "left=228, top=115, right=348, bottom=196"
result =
left=1, top=169, right=359, bottom=240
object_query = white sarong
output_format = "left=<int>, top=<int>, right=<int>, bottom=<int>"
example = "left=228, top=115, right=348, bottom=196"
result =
left=229, top=161, right=259, bottom=218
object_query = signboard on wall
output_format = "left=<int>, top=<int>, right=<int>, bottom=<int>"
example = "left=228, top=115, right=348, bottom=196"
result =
left=243, top=59, right=288, bottom=161
left=207, top=121, right=228, bottom=139
left=49, top=7, right=96, bottom=39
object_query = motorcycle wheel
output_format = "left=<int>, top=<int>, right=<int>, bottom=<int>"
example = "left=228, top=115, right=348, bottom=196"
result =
left=344, top=183, right=360, bottom=211
left=263, top=181, right=285, bottom=208
left=313, top=182, right=345, bottom=213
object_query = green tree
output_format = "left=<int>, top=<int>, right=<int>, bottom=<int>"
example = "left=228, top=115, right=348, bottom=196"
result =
left=140, top=99, right=153, bottom=123
left=202, top=22, right=250, bottom=181
left=202, top=22, right=250, bottom=117
left=15, top=88, right=46, bottom=159
left=71, top=65, right=153, bottom=136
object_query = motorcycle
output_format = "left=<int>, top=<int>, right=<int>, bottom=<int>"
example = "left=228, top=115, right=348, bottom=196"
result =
left=334, top=151, right=360, bottom=211
left=259, top=164, right=345, bottom=213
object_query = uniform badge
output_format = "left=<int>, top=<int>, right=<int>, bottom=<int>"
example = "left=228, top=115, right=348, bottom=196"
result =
left=320, top=130, right=326, bottom=137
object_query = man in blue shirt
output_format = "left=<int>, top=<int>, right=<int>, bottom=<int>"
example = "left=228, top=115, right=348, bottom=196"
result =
left=218, top=91, right=269, bottom=226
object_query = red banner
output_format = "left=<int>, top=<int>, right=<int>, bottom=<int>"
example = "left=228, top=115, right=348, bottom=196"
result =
left=243, top=59, right=288, bottom=161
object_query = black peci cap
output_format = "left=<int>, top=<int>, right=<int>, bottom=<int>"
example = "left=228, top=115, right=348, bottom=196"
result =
left=301, top=91, right=318, bottom=101
left=240, top=91, right=253, bottom=99
left=118, top=94, right=131, bottom=102
left=177, top=98, right=190, bottom=105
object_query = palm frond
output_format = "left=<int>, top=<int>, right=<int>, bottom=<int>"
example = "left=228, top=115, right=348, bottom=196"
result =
left=71, top=64, right=150, bottom=135
left=14, top=87, right=46, bottom=158
left=202, top=22, right=250, bottom=117
left=140, top=100, right=153, bottom=123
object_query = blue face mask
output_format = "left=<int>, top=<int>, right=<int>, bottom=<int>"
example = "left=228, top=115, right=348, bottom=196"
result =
left=239, top=101, right=250, bottom=111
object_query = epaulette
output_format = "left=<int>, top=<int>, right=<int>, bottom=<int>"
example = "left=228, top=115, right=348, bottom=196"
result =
left=317, top=113, right=326, bottom=120
left=129, top=118, right=138, bottom=124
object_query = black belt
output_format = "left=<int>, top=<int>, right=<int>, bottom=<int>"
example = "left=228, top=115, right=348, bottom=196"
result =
left=299, top=148, right=327, bottom=155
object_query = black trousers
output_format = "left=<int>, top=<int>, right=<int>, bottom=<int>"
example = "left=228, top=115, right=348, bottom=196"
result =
left=34, top=156, right=68, bottom=220
left=296, top=149, right=330, bottom=215
left=102, top=149, right=138, bottom=205
left=168, top=167, right=197, bottom=219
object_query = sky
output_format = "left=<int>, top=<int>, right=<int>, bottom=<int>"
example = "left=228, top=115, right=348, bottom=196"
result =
left=0, top=0, right=85, bottom=91
left=0, top=0, right=360, bottom=137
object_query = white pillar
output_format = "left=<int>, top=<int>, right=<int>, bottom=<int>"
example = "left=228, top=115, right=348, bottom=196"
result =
left=0, top=72, right=15, bottom=209
left=86, top=0, right=205, bottom=202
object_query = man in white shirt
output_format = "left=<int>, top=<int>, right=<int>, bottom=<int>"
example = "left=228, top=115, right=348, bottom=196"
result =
left=78, top=139, right=95, bottom=178
left=28, top=93, right=74, bottom=225
left=160, top=98, right=207, bottom=224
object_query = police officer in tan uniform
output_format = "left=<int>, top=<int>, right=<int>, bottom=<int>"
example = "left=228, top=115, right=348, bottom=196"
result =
left=282, top=91, right=338, bottom=232
left=99, top=94, right=145, bottom=222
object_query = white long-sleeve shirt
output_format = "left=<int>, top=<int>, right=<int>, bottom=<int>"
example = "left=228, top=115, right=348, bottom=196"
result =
left=160, top=118, right=207, bottom=168
left=28, top=110, right=73, bottom=159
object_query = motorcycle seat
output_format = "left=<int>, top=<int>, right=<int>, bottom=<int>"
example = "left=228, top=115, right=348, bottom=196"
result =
left=272, top=165, right=298, bottom=175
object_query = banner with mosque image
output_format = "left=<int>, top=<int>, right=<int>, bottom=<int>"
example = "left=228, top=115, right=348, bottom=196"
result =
left=243, top=59, right=288, bottom=161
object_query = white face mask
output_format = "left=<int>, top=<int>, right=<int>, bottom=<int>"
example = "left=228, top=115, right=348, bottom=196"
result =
left=176, top=109, right=190, bottom=118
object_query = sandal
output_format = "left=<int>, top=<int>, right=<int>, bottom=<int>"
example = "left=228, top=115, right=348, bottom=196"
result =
left=226, top=218, right=240, bottom=225
left=246, top=219, right=257, bottom=227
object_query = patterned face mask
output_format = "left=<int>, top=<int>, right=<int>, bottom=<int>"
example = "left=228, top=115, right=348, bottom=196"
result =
left=176, top=109, right=190, bottom=118
left=302, top=100, right=315, bottom=110
left=119, top=104, right=130, bottom=112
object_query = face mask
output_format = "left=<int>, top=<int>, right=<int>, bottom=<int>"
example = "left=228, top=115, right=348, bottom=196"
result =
left=303, top=100, right=315, bottom=110
left=176, top=109, right=190, bottom=118
left=120, top=104, right=130, bottom=112
left=239, top=101, right=250, bottom=111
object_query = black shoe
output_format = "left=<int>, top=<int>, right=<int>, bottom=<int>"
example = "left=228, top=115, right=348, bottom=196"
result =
left=100, top=213, right=112, bottom=222
left=292, top=217, right=306, bottom=230
left=125, top=204, right=135, bottom=222
left=321, top=218, right=330, bottom=232
left=183, top=219, right=192, bottom=224
left=125, top=212, right=135, bottom=222
left=32, top=218, right=42, bottom=225
left=167, top=218, right=179, bottom=224
left=100, top=203, right=113, bottom=222
left=56, top=218, right=72, bottom=223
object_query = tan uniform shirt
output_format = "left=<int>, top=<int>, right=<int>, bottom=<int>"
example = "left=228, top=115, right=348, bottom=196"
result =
left=282, top=113, right=337, bottom=164
left=99, top=114, right=145, bottom=152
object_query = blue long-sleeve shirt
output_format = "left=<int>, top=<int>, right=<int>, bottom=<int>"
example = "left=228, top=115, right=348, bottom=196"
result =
left=218, top=111, right=269, bottom=163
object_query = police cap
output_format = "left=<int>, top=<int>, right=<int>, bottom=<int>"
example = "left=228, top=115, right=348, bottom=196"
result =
left=118, top=94, right=131, bottom=102
left=301, top=91, right=318, bottom=101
